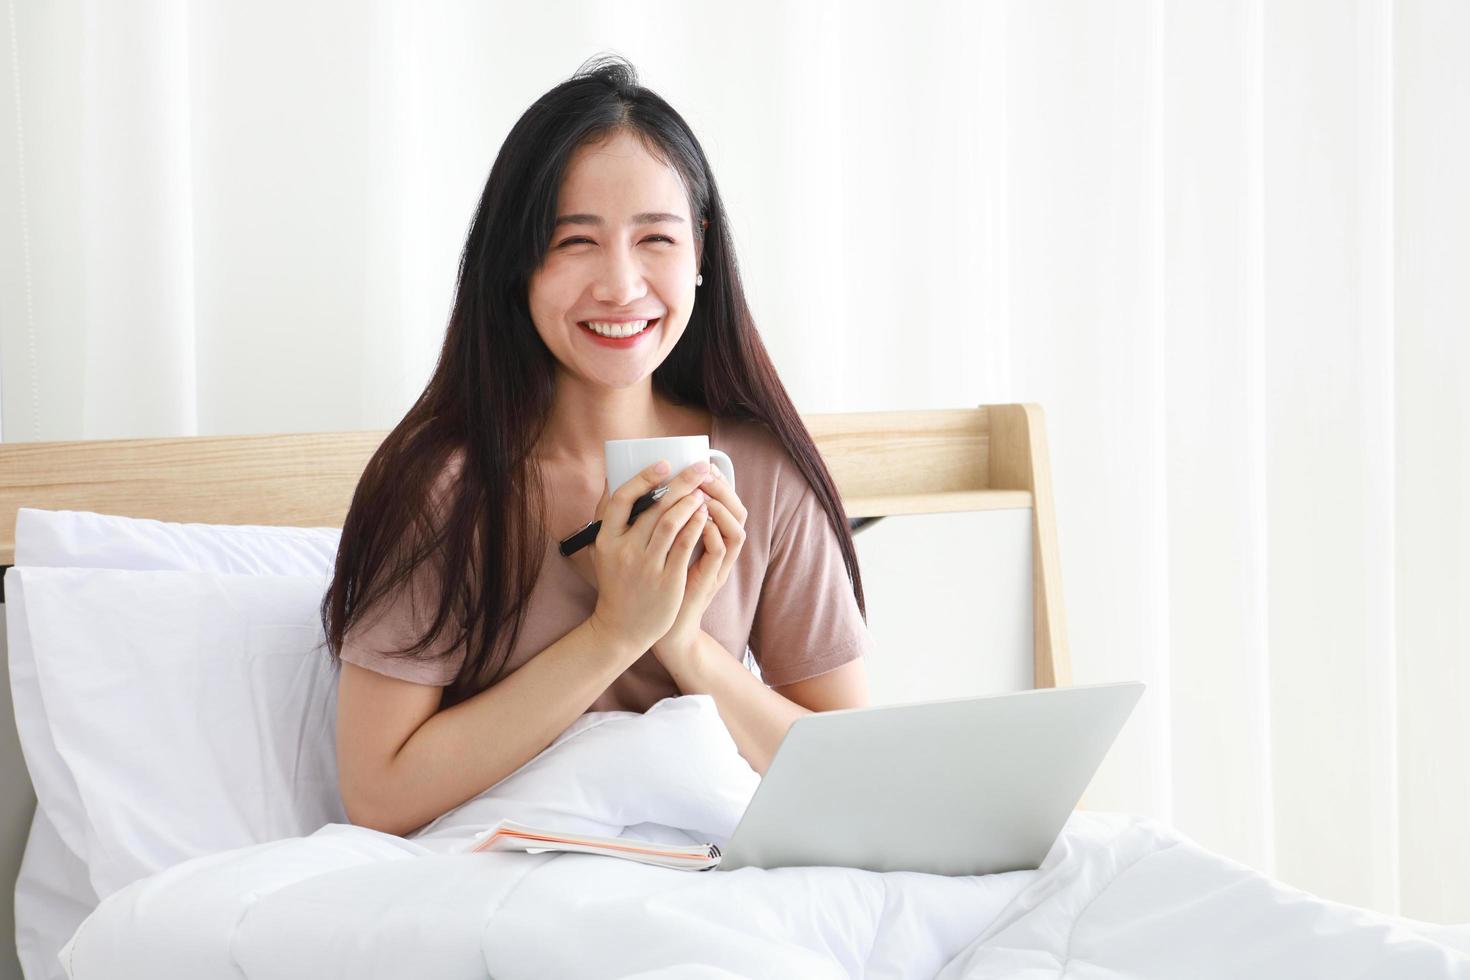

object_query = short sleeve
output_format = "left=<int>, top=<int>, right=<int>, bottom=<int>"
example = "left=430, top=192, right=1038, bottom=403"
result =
left=337, top=556, right=468, bottom=686
left=748, top=481, right=874, bottom=687
left=337, top=453, right=470, bottom=687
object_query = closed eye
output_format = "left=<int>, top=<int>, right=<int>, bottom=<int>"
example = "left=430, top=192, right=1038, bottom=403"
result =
left=557, top=235, right=676, bottom=248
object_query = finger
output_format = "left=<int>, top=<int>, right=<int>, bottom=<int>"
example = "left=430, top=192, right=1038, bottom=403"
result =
left=635, top=460, right=712, bottom=547
left=696, top=511, right=725, bottom=579
left=716, top=515, right=741, bottom=581
left=701, top=496, right=746, bottom=551
left=648, top=488, right=706, bottom=564
left=697, top=468, right=748, bottom=525
left=665, top=498, right=709, bottom=575
left=605, top=460, right=672, bottom=538
left=701, top=497, right=743, bottom=582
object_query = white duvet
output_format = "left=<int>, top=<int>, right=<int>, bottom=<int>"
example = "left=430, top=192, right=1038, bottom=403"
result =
left=59, top=695, right=1470, bottom=979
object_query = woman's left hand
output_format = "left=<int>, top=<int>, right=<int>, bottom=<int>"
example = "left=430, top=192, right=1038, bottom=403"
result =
left=651, top=466, right=747, bottom=661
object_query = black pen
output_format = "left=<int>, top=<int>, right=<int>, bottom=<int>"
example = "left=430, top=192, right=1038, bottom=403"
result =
left=558, top=484, right=671, bottom=558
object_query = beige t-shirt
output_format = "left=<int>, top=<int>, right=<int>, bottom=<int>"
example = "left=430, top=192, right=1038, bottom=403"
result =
left=337, top=414, right=872, bottom=712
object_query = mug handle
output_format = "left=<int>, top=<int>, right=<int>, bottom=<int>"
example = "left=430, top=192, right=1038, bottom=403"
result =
left=708, top=449, right=735, bottom=492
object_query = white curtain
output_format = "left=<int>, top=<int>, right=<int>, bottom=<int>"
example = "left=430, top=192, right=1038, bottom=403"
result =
left=2, top=0, right=1465, bottom=923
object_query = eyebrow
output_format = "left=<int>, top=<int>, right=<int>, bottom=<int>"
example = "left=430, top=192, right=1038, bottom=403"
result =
left=553, top=212, right=686, bottom=229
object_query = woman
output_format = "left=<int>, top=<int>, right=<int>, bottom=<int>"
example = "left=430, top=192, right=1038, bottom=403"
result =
left=323, top=54, right=873, bottom=838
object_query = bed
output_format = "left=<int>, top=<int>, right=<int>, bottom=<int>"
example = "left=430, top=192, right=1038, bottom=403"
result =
left=2, top=403, right=1466, bottom=980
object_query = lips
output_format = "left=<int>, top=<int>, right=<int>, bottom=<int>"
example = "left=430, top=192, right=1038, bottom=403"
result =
left=577, top=317, right=660, bottom=347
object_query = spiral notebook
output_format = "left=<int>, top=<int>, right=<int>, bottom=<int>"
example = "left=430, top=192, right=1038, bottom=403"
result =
left=467, top=819, right=721, bottom=871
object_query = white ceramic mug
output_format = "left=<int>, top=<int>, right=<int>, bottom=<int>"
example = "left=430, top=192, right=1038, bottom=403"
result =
left=604, top=435, right=735, bottom=496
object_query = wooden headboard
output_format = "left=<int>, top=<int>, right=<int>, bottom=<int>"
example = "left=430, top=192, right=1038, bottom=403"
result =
left=0, top=402, right=1070, bottom=687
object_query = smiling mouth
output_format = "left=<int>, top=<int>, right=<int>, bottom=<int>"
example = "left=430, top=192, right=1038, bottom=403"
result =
left=578, top=317, right=659, bottom=339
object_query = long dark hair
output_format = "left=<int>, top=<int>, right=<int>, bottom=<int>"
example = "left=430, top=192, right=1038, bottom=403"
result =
left=321, top=53, right=866, bottom=709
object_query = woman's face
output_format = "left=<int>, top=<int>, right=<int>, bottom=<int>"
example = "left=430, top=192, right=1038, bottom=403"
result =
left=528, top=129, right=701, bottom=391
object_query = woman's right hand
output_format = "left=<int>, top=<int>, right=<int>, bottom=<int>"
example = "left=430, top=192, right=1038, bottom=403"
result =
left=587, top=459, right=712, bottom=655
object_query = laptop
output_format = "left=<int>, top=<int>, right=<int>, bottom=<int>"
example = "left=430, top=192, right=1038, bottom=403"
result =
left=714, top=680, right=1145, bottom=875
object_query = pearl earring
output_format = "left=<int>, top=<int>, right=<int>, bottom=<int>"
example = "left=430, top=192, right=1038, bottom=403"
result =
left=696, top=274, right=703, bottom=286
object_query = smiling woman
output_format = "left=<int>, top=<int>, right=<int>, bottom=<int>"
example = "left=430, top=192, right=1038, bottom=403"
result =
left=321, top=53, right=873, bottom=838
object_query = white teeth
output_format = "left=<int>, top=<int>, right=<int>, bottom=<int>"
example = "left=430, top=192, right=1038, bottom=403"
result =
left=583, top=319, right=651, bottom=338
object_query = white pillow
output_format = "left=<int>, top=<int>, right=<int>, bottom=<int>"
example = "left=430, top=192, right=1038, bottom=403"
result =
left=16, top=566, right=347, bottom=900
left=8, top=568, right=98, bottom=980
left=13, top=506, right=342, bottom=573
left=7, top=568, right=95, bottom=879
left=8, top=509, right=341, bottom=856
left=15, top=807, right=99, bottom=980
left=6, top=508, right=345, bottom=977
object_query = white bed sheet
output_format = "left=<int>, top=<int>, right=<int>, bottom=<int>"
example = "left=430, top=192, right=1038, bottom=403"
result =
left=55, top=695, right=1470, bottom=980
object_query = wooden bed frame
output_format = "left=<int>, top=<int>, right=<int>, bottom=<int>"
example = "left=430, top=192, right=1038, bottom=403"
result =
left=0, top=402, right=1072, bottom=979
left=0, top=403, right=1071, bottom=687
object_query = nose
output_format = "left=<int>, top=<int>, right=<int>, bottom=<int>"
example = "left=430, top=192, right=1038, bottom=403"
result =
left=590, top=239, right=649, bottom=307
